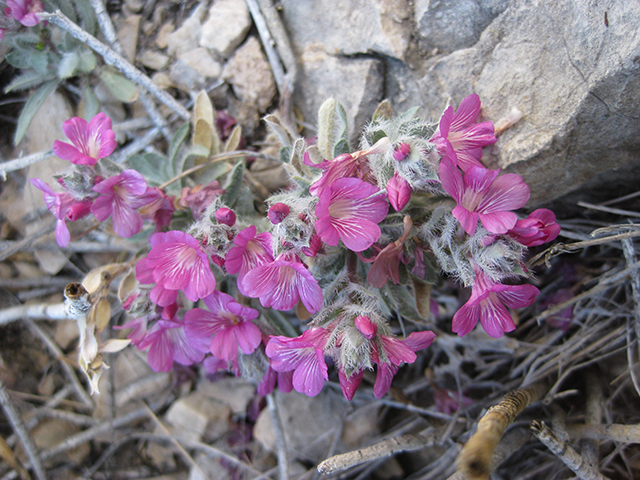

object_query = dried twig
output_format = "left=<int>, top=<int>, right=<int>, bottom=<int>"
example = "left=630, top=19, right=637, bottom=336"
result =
left=582, top=376, right=603, bottom=466
left=455, top=382, right=547, bottom=480
left=0, top=303, right=67, bottom=325
left=0, top=378, right=46, bottom=480
left=23, top=319, right=94, bottom=408
left=530, top=420, right=611, bottom=480
left=267, top=393, right=289, bottom=480
left=0, top=225, right=55, bottom=263
left=0, top=150, right=54, bottom=180
left=318, top=433, right=435, bottom=475
left=37, top=11, right=190, bottom=121
left=88, top=0, right=171, bottom=142
left=565, top=423, right=640, bottom=443
left=578, top=201, right=640, bottom=219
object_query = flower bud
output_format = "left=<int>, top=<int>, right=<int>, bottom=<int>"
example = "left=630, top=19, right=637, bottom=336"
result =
left=66, top=199, right=93, bottom=221
left=268, top=203, right=290, bottom=224
left=354, top=315, right=377, bottom=339
left=215, top=207, right=236, bottom=226
left=387, top=172, right=412, bottom=211
left=393, top=143, right=411, bottom=161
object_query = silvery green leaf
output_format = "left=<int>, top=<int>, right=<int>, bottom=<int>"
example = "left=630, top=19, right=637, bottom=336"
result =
left=58, top=51, right=79, bottom=79
left=82, top=83, right=101, bottom=120
left=99, top=69, right=139, bottom=103
left=14, top=80, right=60, bottom=146
left=168, top=123, right=190, bottom=177
left=77, top=50, right=97, bottom=73
left=221, top=159, right=245, bottom=208
left=317, top=98, right=350, bottom=159
left=27, top=49, right=49, bottom=74
left=264, top=114, right=294, bottom=148
left=127, top=153, right=169, bottom=186
left=5, top=70, right=53, bottom=93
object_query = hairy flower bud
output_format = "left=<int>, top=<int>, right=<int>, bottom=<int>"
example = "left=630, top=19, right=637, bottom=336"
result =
left=215, top=207, right=236, bottom=226
left=268, top=203, right=290, bottom=224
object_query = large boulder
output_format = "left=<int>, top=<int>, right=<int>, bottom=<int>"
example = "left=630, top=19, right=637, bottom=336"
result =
left=408, top=0, right=640, bottom=205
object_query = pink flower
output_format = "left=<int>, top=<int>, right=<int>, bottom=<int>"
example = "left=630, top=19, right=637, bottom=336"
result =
left=315, top=177, right=389, bottom=252
left=30, top=178, right=75, bottom=247
left=366, top=216, right=413, bottom=288
left=178, top=182, right=224, bottom=220
left=225, top=225, right=273, bottom=296
left=138, top=187, right=175, bottom=232
left=137, top=316, right=205, bottom=372
left=439, top=156, right=529, bottom=236
left=430, top=93, right=496, bottom=171
left=265, top=328, right=330, bottom=397
left=242, top=253, right=323, bottom=314
left=372, top=331, right=436, bottom=399
left=136, top=230, right=216, bottom=306
left=91, top=169, right=150, bottom=238
left=184, top=290, right=261, bottom=361
left=5, top=0, right=44, bottom=27
left=387, top=172, right=412, bottom=211
left=53, top=113, right=116, bottom=166
left=214, top=207, right=236, bottom=226
left=506, top=208, right=560, bottom=247
left=452, top=270, right=539, bottom=338
left=434, top=388, right=473, bottom=415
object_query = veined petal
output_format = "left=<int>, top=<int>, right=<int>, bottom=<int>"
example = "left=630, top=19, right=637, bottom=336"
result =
left=210, top=328, right=239, bottom=361
left=479, top=211, right=518, bottom=235
left=438, top=156, right=465, bottom=203
left=497, top=284, right=539, bottom=309
left=450, top=94, right=481, bottom=129
left=452, top=205, right=479, bottom=236
left=478, top=295, right=516, bottom=338
left=235, top=321, right=262, bottom=355
left=478, top=173, right=529, bottom=213
left=91, top=194, right=114, bottom=221
left=452, top=303, right=480, bottom=337
left=291, top=348, right=328, bottom=397
left=111, top=199, right=143, bottom=238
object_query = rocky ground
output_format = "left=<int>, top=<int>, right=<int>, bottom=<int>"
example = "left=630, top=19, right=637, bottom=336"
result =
left=1, top=1, right=640, bottom=479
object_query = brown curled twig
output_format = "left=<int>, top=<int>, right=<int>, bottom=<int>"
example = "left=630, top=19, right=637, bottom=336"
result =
left=455, top=381, right=547, bottom=480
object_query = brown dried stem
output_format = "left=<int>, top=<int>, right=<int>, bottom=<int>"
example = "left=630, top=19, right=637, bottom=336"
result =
left=455, top=381, right=547, bottom=480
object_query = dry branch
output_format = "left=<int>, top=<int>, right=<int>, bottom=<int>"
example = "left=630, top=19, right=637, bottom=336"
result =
left=455, top=382, right=547, bottom=480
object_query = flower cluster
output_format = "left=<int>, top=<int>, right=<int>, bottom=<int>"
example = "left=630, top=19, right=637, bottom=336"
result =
left=37, top=93, right=560, bottom=401
left=32, top=113, right=174, bottom=247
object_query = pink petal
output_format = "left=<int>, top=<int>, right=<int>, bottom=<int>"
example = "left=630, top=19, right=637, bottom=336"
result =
left=452, top=205, right=480, bottom=236
left=90, top=194, right=113, bottom=221
left=450, top=94, right=481, bottom=129
left=210, top=328, right=239, bottom=361
left=438, top=156, right=465, bottom=203
left=291, top=348, right=328, bottom=397
left=53, top=140, right=96, bottom=166
left=452, top=303, right=480, bottom=337
left=479, top=173, right=529, bottom=213
left=479, top=211, right=518, bottom=235
left=373, top=362, right=397, bottom=399
left=235, top=321, right=262, bottom=355
left=111, top=200, right=143, bottom=238
left=55, top=219, right=70, bottom=247
left=478, top=297, right=516, bottom=338
left=339, top=369, right=364, bottom=401
left=402, top=331, right=436, bottom=351
left=497, top=284, right=539, bottom=309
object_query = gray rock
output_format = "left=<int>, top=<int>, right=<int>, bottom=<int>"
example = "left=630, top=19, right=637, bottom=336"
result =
left=178, top=47, right=222, bottom=79
left=295, top=47, right=384, bottom=145
left=281, top=0, right=412, bottom=60
left=222, top=36, right=276, bottom=112
left=415, top=0, right=509, bottom=53
left=165, top=3, right=206, bottom=57
left=200, top=0, right=252, bottom=58
left=397, top=0, right=640, bottom=205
